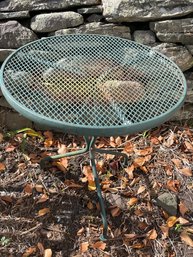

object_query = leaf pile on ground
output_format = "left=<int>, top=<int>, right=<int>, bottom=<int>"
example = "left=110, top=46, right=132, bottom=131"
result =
left=0, top=124, right=193, bottom=257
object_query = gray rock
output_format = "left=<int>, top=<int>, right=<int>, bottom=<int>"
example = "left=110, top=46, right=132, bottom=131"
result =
left=102, top=0, right=193, bottom=22
left=87, top=14, right=103, bottom=22
left=186, top=45, right=193, bottom=55
left=185, top=72, right=193, bottom=103
left=0, top=49, right=15, bottom=62
left=31, top=12, right=84, bottom=33
left=156, top=192, right=178, bottom=216
left=0, top=21, right=38, bottom=49
left=77, top=5, right=103, bottom=14
left=133, top=30, right=156, bottom=45
left=53, top=22, right=131, bottom=39
left=0, top=0, right=100, bottom=12
left=152, top=43, right=193, bottom=71
left=150, top=18, right=193, bottom=44
left=0, top=11, right=29, bottom=20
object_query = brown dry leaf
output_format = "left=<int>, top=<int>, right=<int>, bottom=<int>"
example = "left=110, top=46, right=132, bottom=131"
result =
left=134, top=155, right=151, bottom=167
left=123, top=142, right=134, bottom=154
left=134, top=147, right=153, bottom=156
left=184, top=141, right=193, bottom=152
left=179, top=201, right=189, bottom=216
left=137, top=185, right=146, bottom=195
left=77, top=227, right=85, bottom=236
left=36, top=194, right=49, bottom=204
left=125, top=164, right=134, bottom=179
left=88, top=180, right=96, bottom=191
left=80, top=242, right=89, bottom=253
left=178, top=217, right=189, bottom=225
left=164, top=132, right=175, bottom=147
left=83, top=166, right=93, bottom=181
left=96, top=160, right=105, bottom=172
left=146, top=229, right=157, bottom=240
left=22, top=247, right=36, bottom=257
left=115, top=136, right=122, bottom=146
left=160, top=225, right=169, bottom=239
left=150, top=136, right=160, bottom=145
left=167, top=216, right=178, bottom=228
left=57, top=143, right=67, bottom=155
left=165, top=165, right=173, bottom=176
left=138, top=221, right=148, bottom=229
left=179, top=167, right=192, bottom=177
left=87, top=201, right=94, bottom=210
left=1, top=195, right=13, bottom=203
left=5, top=144, right=15, bottom=152
left=37, top=243, right=44, bottom=255
left=109, top=136, right=116, bottom=148
left=110, top=206, right=121, bottom=217
left=38, top=208, right=50, bottom=217
left=24, top=184, right=33, bottom=195
left=131, top=243, right=145, bottom=249
left=44, top=138, right=53, bottom=148
left=44, top=131, right=53, bottom=139
left=64, top=180, right=83, bottom=188
left=128, top=197, right=138, bottom=206
left=134, top=209, right=144, bottom=217
left=44, top=248, right=52, bottom=257
left=171, top=158, right=182, bottom=168
left=54, top=157, right=68, bottom=172
left=93, top=241, right=106, bottom=250
left=0, top=133, right=3, bottom=143
left=180, top=231, right=193, bottom=247
left=166, top=180, right=180, bottom=193
left=124, top=233, right=136, bottom=240
left=0, top=162, right=6, bottom=172
left=35, top=184, right=44, bottom=193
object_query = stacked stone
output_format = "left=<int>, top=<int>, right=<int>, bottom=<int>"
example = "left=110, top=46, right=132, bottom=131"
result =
left=0, top=0, right=193, bottom=129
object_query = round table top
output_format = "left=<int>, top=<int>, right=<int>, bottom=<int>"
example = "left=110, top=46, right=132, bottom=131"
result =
left=0, top=34, right=187, bottom=136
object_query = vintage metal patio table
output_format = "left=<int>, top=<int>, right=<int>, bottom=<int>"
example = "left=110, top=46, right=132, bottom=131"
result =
left=0, top=34, right=187, bottom=240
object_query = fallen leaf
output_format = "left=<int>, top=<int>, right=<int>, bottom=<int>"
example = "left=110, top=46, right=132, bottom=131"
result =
left=137, top=185, right=146, bottom=195
left=77, top=227, right=85, bottom=236
left=131, top=243, right=145, bottom=249
left=37, top=243, right=44, bottom=255
left=184, top=141, right=193, bottom=152
left=178, top=217, right=189, bottom=225
left=93, top=241, right=106, bottom=250
left=164, top=132, right=175, bottom=147
left=146, top=229, right=157, bottom=240
left=179, top=201, right=189, bottom=216
left=1, top=195, right=13, bottom=203
left=167, top=216, right=178, bottom=228
left=128, top=197, right=138, bottom=206
left=44, top=138, right=53, bottom=147
left=64, top=180, right=83, bottom=188
left=22, top=247, right=36, bottom=257
left=38, top=208, right=50, bottom=217
left=44, top=248, right=52, bottom=257
left=134, top=155, right=151, bottom=167
left=5, top=144, right=15, bottom=152
left=125, top=164, right=134, bottom=179
left=180, top=231, right=193, bottom=247
left=35, top=184, right=44, bottom=193
left=109, top=136, right=116, bottom=148
left=110, top=206, right=121, bottom=217
left=179, top=167, right=192, bottom=177
left=134, top=209, right=144, bottom=217
left=0, top=133, right=3, bottom=143
left=87, top=201, right=94, bottom=210
left=138, top=221, right=148, bottom=229
left=160, top=225, right=169, bottom=239
left=44, top=131, right=53, bottom=139
left=123, top=142, right=134, bottom=154
left=54, top=158, right=68, bottom=172
left=171, top=158, right=182, bottom=168
left=115, top=136, right=122, bottom=146
left=150, top=136, right=160, bottom=145
left=88, top=180, right=96, bottom=191
left=36, top=194, right=49, bottom=204
left=57, top=143, right=67, bottom=155
left=166, top=180, right=180, bottom=193
left=134, top=147, right=153, bottom=156
left=24, top=184, right=33, bottom=195
left=0, top=162, right=6, bottom=172
left=96, top=160, right=105, bottom=172
left=80, top=242, right=89, bottom=253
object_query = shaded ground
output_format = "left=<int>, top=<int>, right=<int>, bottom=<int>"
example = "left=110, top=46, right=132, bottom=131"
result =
left=0, top=123, right=193, bottom=257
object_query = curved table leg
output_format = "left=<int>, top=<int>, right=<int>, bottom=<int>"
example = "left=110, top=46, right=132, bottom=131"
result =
left=89, top=137, right=108, bottom=240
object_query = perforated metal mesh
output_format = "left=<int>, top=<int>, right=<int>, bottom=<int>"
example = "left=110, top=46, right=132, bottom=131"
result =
left=2, top=34, right=185, bottom=128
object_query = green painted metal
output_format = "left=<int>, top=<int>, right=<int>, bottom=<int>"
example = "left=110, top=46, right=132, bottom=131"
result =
left=0, top=34, right=187, bottom=137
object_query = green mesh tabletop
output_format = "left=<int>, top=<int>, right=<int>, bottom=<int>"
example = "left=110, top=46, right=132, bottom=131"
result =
left=0, top=34, right=187, bottom=136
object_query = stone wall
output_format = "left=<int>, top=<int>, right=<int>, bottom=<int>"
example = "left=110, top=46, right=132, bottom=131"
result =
left=0, top=0, right=193, bottom=130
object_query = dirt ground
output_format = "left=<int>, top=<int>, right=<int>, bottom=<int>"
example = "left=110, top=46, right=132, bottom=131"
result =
left=0, top=123, right=193, bottom=257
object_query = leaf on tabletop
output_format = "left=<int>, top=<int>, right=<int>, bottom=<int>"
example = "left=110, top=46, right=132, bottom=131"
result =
left=134, top=147, right=153, bottom=156
left=146, top=229, right=158, bottom=240
left=160, top=225, right=169, bottom=239
left=179, top=201, right=189, bottom=216
left=38, top=208, right=50, bottom=217
left=0, top=162, right=5, bottom=171
left=171, top=158, right=182, bottom=168
left=44, top=248, right=52, bottom=257
left=5, top=144, right=15, bottom=152
left=93, top=241, right=106, bottom=250
left=167, top=216, right=178, bottom=228
left=36, top=194, right=49, bottom=204
left=110, top=206, right=121, bottom=217
left=184, top=141, right=193, bottom=152
left=179, top=167, right=192, bottom=177
left=166, top=180, right=180, bottom=193
left=80, top=242, right=89, bottom=253
left=24, top=183, right=33, bottom=195
left=22, top=247, right=36, bottom=257
left=137, top=185, right=146, bottom=195
left=128, top=197, right=138, bottom=206
left=180, top=231, right=193, bottom=247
